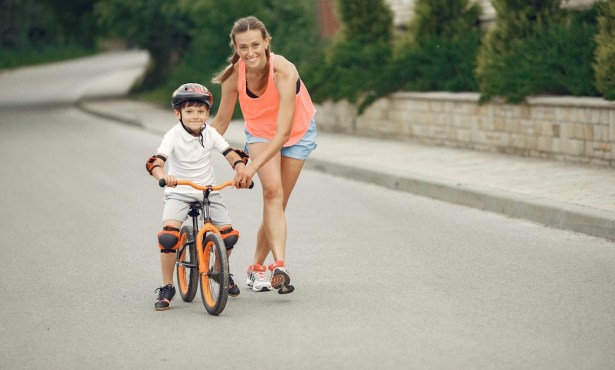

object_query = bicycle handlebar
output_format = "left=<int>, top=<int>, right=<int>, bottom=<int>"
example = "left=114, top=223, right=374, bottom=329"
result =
left=159, top=178, right=254, bottom=190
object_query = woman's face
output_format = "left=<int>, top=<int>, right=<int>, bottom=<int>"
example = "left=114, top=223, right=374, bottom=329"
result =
left=234, top=29, right=269, bottom=69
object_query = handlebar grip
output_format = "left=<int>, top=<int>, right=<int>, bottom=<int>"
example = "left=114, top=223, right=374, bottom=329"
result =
left=249, top=181, right=254, bottom=189
left=159, top=178, right=166, bottom=187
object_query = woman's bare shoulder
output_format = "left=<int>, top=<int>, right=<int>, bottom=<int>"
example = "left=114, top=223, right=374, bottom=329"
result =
left=273, top=54, right=298, bottom=77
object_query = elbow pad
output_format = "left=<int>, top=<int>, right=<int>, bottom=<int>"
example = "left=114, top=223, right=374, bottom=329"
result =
left=146, top=155, right=166, bottom=175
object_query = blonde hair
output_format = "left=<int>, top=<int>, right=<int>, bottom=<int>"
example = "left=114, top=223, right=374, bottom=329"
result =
left=212, top=16, right=272, bottom=92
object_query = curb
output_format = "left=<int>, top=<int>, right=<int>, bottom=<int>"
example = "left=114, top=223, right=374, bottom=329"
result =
left=77, top=100, right=144, bottom=128
left=306, top=159, right=615, bottom=241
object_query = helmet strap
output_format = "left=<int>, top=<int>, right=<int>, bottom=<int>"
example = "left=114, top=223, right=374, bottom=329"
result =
left=178, top=113, right=205, bottom=147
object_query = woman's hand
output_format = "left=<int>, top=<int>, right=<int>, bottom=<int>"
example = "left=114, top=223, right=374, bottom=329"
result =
left=233, top=164, right=254, bottom=189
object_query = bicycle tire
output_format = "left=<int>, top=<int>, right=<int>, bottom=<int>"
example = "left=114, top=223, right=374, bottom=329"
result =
left=199, top=232, right=229, bottom=316
left=176, top=225, right=198, bottom=302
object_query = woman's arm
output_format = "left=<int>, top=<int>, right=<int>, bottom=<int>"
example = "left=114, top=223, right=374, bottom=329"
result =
left=210, top=67, right=239, bottom=136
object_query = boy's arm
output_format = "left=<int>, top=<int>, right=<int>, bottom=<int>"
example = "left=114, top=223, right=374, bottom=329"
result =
left=222, top=147, right=247, bottom=170
left=146, top=154, right=177, bottom=186
left=222, top=147, right=249, bottom=188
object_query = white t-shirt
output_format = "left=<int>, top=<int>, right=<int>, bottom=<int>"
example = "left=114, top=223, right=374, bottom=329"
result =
left=157, top=122, right=230, bottom=195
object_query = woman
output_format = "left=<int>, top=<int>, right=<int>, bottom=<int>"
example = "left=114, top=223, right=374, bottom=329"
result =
left=211, top=16, right=317, bottom=294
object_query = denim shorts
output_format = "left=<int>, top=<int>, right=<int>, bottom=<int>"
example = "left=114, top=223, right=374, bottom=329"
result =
left=244, top=118, right=317, bottom=160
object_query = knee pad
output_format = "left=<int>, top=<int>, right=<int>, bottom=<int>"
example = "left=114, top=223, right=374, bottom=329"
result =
left=158, top=226, right=181, bottom=254
left=220, top=226, right=239, bottom=250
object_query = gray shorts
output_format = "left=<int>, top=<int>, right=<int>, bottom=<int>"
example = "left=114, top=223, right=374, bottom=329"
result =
left=162, top=192, right=232, bottom=226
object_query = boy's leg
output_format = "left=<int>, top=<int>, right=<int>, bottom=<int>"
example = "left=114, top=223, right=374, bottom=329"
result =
left=160, top=220, right=182, bottom=285
left=155, top=219, right=182, bottom=311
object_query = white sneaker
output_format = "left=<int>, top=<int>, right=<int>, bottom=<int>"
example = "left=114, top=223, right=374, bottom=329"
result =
left=246, top=264, right=271, bottom=292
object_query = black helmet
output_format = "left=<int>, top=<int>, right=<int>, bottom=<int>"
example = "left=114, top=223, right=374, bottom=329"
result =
left=171, top=83, right=213, bottom=109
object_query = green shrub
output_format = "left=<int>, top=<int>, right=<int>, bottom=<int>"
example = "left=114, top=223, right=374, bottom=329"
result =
left=406, top=0, right=482, bottom=45
left=308, top=0, right=393, bottom=113
left=476, top=0, right=599, bottom=102
left=393, top=0, right=482, bottom=93
left=392, top=34, right=482, bottom=92
left=594, top=0, right=615, bottom=100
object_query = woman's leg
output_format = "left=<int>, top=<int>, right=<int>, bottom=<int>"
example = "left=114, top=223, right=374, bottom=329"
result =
left=249, top=144, right=306, bottom=264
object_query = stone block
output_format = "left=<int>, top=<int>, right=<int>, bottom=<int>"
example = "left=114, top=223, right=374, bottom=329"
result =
left=560, top=139, right=585, bottom=156
left=531, top=105, right=556, bottom=120
left=494, top=117, right=506, bottom=131
left=510, top=134, right=527, bottom=149
left=599, top=109, right=609, bottom=125
left=537, top=136, right=553, bottom=153
left=590, top=109, right=602, bottom=124
left=555, top=107, right=571, bottom=121
left=552, top=124, right=561, bottom=138
left=429, top=101, right=444, bottom=112
left=456, top=129, right=471, bottom=142
left=478, top=117, right=494, bottom=131
left=576, top=108, right=591, bottom=123
left=534, top=121, right=552, bottom=136
left=594, top=125, right=608, bottom=141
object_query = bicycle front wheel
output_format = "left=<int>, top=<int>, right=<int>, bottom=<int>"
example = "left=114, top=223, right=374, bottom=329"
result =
left=176, top=225, right=198, bottom=302
left=199, top=232, right=229, bottom=316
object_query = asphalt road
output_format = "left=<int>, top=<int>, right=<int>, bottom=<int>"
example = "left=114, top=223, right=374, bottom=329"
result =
left=0, top=52, right=614, bottom=370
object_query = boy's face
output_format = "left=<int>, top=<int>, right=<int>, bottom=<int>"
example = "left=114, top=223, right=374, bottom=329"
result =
left=175, top=104, right=209, bottom=133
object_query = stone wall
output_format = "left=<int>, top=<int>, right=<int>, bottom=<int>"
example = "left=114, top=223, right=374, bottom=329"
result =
left=314, top=93, right=615, bottom=167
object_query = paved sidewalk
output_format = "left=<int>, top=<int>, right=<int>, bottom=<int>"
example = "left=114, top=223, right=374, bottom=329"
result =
left=79, top=99, right=615, bottom=241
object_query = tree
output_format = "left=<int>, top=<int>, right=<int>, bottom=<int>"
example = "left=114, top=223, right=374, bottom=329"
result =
left=309, top=0, right=394, bottom=112
left=594, top=0, right=615, bottom=100
left=475, top=0, right=599, bottom=102
left=94, top=0, right=193, bottom=88
left=394, top=0, right=483, bottom=92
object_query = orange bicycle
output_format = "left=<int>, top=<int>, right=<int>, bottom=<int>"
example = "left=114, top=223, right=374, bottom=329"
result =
left=159, top=178, right=251, bottom=316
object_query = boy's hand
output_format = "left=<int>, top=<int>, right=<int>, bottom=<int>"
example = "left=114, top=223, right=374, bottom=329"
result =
left=163, top=175, right=178, bottom=187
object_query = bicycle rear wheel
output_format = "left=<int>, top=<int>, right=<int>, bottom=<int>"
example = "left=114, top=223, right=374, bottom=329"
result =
left=176, top=225, right=198, bottom=302
left=199, top=232, right=229, bottom=316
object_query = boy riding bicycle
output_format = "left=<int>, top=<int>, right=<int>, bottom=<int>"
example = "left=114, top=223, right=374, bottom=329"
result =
left=146, top=83, right=249, bottom=311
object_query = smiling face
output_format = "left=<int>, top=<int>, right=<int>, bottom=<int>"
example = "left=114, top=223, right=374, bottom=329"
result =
left=174, top=103, right=209, bottom=134
left=233, top=29, right=269, bottom=70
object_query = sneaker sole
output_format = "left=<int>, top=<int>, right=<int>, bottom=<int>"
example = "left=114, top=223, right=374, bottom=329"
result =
left=252, top=285, right=271, bottom=292
left=271, top=268, right=294, bottom=293
left=278, top=284, right=294, bottom=294
left=247, top=277, right=271, bottom=292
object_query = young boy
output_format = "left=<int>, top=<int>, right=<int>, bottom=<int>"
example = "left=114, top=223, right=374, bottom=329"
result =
left=146, top=83, right=249, bottom=311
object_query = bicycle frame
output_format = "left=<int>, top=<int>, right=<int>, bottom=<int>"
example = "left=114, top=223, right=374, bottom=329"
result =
left=175, top=180, right=234, bottom=274
left=160, top=178, right=251, bottom=315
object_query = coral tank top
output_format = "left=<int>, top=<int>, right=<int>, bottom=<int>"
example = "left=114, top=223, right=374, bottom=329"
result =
left=237, top=53, right=316, bottom=146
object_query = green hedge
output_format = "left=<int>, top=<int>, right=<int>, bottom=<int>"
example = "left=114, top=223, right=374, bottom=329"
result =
left=308, top=0, right=393, bottom=113
left=594, top=0, right=615, bottom=100
left=477, top=2, right=600, bottom=102
left=393, top=0, right=482, bottom=93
